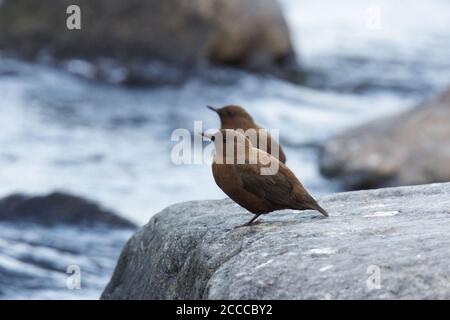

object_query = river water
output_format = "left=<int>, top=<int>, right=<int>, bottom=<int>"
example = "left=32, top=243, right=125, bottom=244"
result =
left=0, top=0, right=449, bottom=298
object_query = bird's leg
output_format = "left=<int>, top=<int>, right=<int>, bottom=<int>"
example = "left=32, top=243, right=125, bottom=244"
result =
left=235, top=214, right=262, bottom=228
left=246, top=214, right=262, bottom=225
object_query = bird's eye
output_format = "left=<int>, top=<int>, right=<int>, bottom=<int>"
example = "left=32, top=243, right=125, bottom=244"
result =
left=227, top=111, right=235, bottom=117
left=211, top=136, right=216, bottom=142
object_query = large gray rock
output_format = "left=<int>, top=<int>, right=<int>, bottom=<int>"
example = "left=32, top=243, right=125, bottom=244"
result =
left=102, top=182, right=450, bottom=299
left=320, top=87, right=450, bottom=190
left=0, top=0, right=296, bottom=84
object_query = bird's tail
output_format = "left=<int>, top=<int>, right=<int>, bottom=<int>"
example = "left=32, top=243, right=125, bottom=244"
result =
left=311, top=202, right=329, bottom=217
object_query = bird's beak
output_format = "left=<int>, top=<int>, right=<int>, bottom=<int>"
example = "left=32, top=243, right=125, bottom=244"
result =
left=200, top=132, right=213, bottom=140
left=207, top=105, right=219, bottom=114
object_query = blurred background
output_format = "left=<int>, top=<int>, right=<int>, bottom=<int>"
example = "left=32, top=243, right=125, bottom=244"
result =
left=0, top=0, right=449, bottom=299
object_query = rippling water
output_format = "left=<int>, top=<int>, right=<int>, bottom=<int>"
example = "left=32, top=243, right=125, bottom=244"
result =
left=0, top=0, right=450, bottom=299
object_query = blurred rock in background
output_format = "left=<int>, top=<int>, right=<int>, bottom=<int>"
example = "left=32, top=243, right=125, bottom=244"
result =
left=0, top=0, right=298, bottom=85
left=0, top=192, right=135, bottom=299
left=0, top=192, right=135, bottom=228
left=320, top=86, right=450, bottom=190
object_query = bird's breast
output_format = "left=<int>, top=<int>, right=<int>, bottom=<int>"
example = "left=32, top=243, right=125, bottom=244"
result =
left=212, top=163, right=239, bottom=195
left=211, top=162, right=273, bottom=214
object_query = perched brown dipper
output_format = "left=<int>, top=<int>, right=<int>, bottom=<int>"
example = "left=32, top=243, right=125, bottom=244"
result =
left=204, top=129, right=328, bottom=226
left=207, top=105, right=287, bottom=164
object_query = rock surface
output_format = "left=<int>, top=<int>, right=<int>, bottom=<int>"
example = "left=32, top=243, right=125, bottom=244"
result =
left=102, top=182, right=450, bottom=300
left=319, top=87, right=450, bottom=190
left=0, top=0, right=296, bottom=84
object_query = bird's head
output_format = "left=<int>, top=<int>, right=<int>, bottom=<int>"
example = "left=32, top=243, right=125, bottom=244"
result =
left=207, top=105, right=255, bottom=128
left=203, top=129, right=252, bottom=147
left=202, top=129, right=253, bottom=163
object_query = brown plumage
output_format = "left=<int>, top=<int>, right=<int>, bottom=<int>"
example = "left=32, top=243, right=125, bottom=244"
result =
left=205, top=129, right=328, bottom=226
left=207, top=105, right=287, bottom=164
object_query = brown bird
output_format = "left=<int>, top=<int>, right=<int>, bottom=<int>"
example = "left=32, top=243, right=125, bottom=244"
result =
left=207, top=105, right=287, bottom=164
left=204, top=129, right=328, bottom=226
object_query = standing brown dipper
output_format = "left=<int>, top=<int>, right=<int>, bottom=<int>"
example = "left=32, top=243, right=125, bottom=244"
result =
left=204, top=129, right=328, bottom=226
left=207, top=105, right=287, bottom=164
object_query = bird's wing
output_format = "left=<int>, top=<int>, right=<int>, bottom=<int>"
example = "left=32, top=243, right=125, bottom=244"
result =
left=258, top=128, right=287, bottom=164
left=235, top=157, right=302, bottom=208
